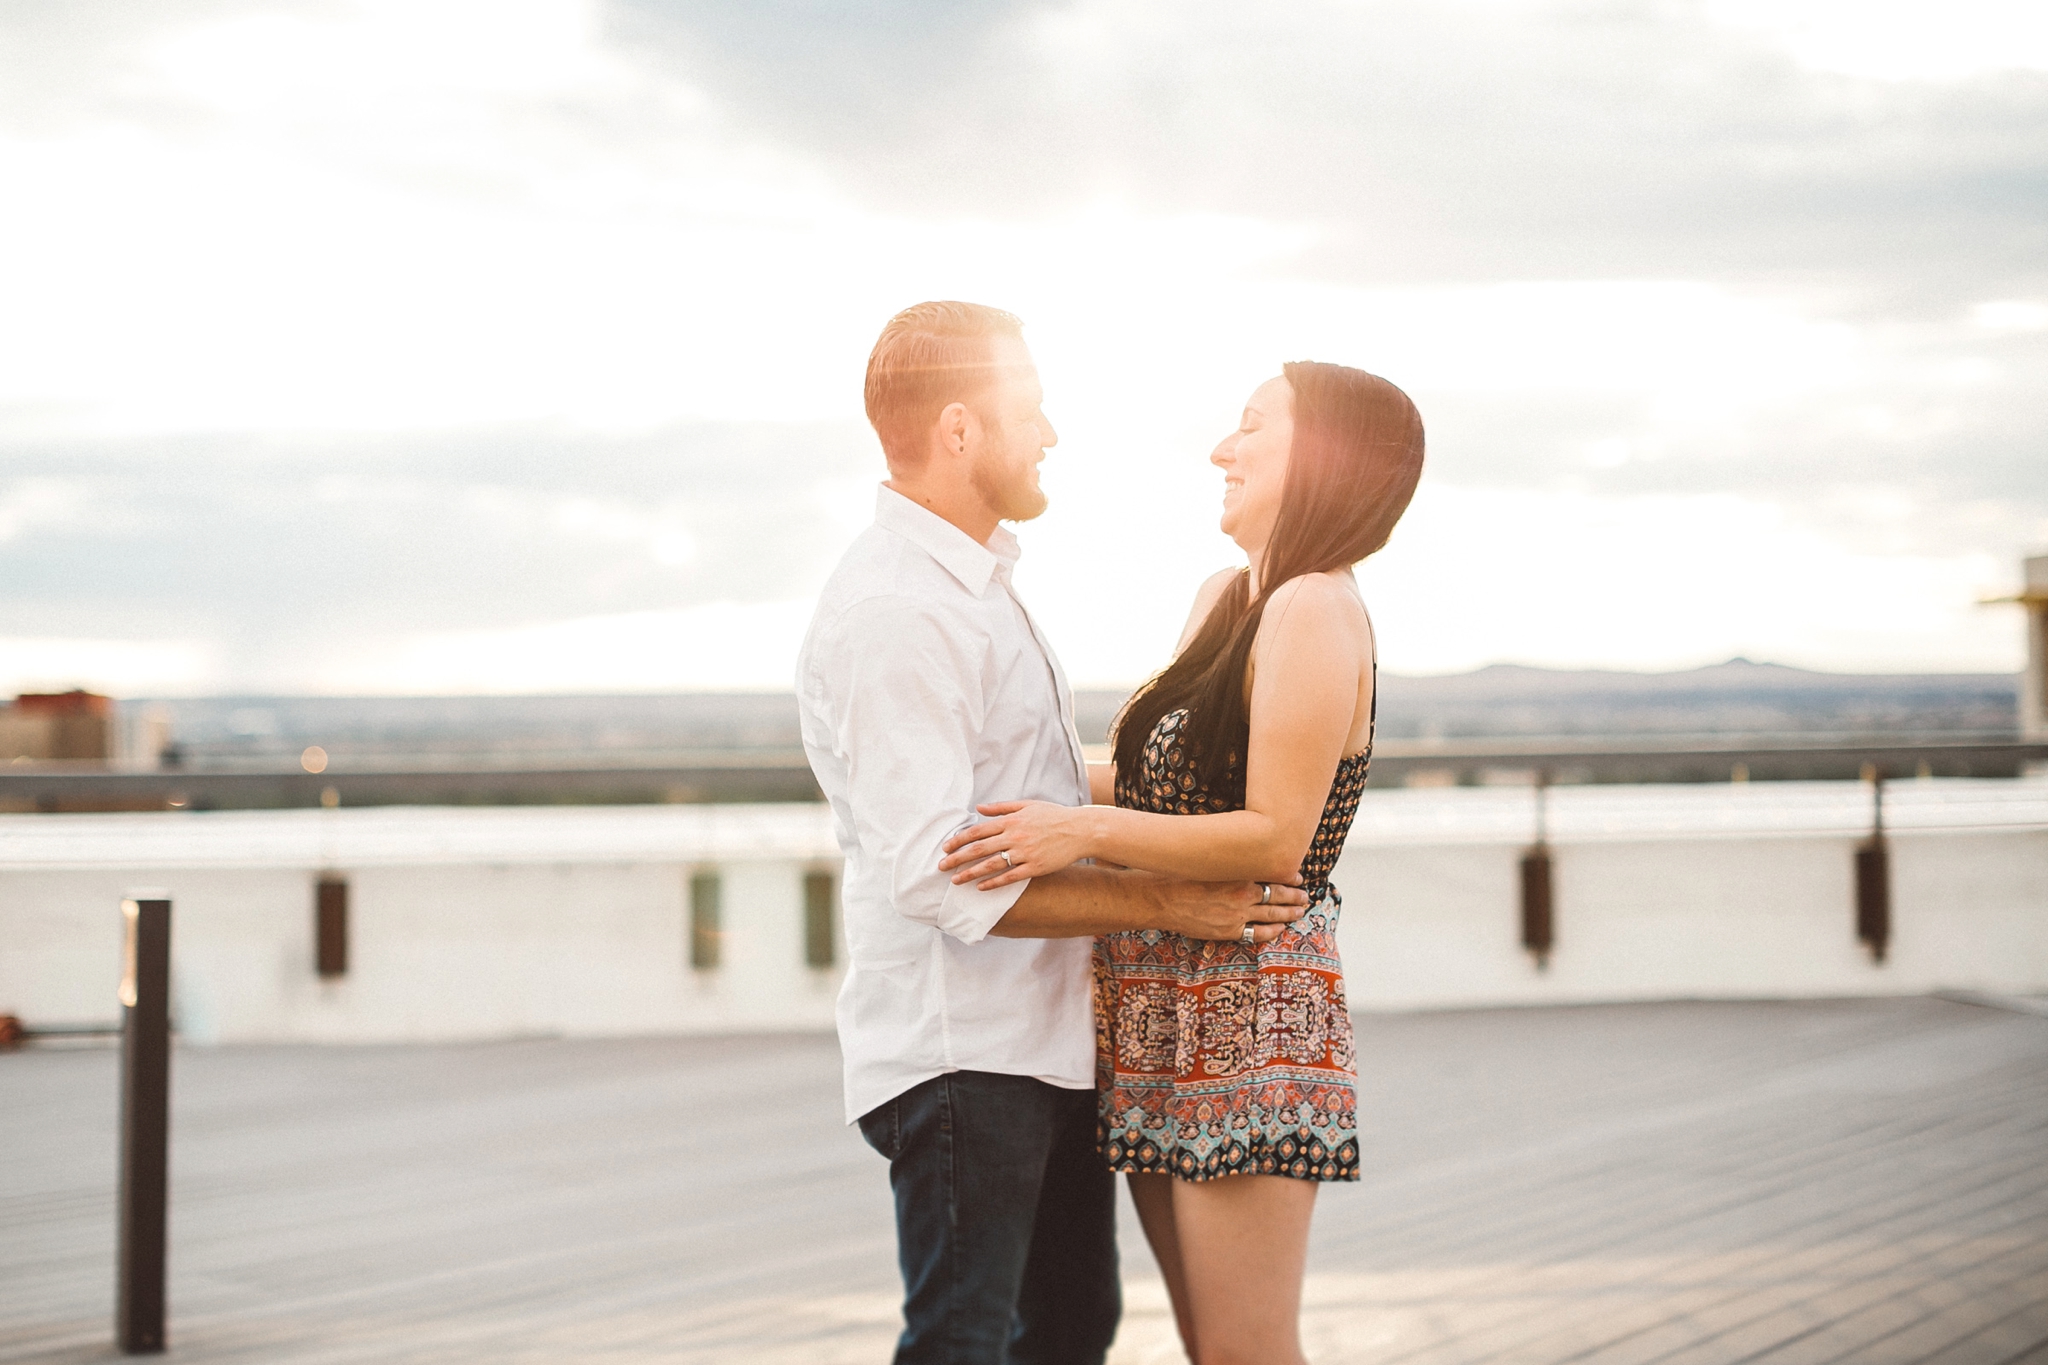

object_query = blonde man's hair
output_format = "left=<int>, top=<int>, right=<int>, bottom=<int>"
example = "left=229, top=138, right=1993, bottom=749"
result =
left=863, top=301, right=1024, bottom=471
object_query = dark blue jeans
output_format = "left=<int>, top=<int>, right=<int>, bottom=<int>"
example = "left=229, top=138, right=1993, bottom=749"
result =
left=858, top=1070, right=1120, bottom=1365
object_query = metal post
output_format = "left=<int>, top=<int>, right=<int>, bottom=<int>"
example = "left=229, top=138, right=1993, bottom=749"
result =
left=316, top=876, right=349, bottom=978
left=1855, top=765, right=1890, bottom=964
left=1520, top=770, right=1554, bottom=968
left=2020, top=555, right=2048, bottom=743
left=1975, top=554, right=2047, bottom=742
left=116, top=894, right=172, bottom=1355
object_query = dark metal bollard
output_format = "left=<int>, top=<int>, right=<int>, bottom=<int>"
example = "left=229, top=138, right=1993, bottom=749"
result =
left=1520, top=848, right=1554, bottom=967
left=1520, top=771, right=1554, bottom=968
left=117, top=894, right=172, bottom=1355
left=316, top=876, right=349, bottom=978
left=1856, top=766, right=1890, bottom=964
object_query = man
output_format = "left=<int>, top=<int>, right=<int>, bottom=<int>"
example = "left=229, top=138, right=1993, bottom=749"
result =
left=796, top=300, right=1308, bottom=1365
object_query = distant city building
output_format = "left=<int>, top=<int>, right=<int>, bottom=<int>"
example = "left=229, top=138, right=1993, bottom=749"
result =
left=0, top=691, right=114, bottom=764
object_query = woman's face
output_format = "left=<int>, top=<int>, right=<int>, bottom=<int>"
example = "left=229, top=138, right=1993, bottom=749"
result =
left=1212, top=376, right=1293, bottom=554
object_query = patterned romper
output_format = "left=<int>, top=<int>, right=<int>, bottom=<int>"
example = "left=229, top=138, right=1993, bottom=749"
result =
left=1095, top=707, right=1370, bottom=1183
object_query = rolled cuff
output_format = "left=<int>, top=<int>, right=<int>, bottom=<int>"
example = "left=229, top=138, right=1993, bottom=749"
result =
left=933, top=874, right=1030, bottom=945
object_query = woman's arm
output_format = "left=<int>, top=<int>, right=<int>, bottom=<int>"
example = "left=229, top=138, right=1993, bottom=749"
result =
left=942, top=574, right=1372, bottom=887
left=1087, top=761, right=1116, bottom=807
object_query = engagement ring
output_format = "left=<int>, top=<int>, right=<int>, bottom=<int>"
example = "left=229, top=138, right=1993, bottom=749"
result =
left=1000, top=851, right=1013, bottom=869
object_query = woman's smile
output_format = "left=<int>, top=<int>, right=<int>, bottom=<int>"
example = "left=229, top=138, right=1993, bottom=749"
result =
left=1212, top=374, right=1294, bottom=549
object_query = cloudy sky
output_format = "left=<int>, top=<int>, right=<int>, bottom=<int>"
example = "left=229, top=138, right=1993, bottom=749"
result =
left=2, top=0, right=2044, bottom=695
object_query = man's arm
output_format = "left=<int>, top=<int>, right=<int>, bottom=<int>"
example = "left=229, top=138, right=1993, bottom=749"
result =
left=813, top=595, right=1305, bottom=946
left=814, top=595, right=1041, bottom=944
left=989, top=865, right=1309, bottom=942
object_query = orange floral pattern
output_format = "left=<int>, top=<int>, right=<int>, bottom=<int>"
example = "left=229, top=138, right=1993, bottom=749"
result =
left=1096, top=707, right=1367, bottom=1183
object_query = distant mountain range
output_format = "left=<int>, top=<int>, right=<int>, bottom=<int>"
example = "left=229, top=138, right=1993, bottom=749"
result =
left=1367, top=659, right=2019, bottom=741
left=132, top=660, right=2018, bottom=768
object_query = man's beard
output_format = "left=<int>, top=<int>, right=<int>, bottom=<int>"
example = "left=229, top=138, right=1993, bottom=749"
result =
left=971, top=445, right=1049, bottom=523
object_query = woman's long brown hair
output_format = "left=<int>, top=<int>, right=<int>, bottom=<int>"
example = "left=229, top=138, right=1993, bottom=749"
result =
left=1111, top=362, right=1426, bottom=803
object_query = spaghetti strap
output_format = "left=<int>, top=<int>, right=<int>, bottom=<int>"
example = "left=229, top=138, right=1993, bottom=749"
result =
left=1363, top=601, right=1378, bottom=752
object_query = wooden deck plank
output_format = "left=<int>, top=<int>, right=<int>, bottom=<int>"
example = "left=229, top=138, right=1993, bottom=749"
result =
left=1758, top=1252, right=2048, bottom=1365
left=3, top=998, right=2045, bottom=1363
left=1318, top=1050, right=2048, bottom=1286
left=1400, top=1171, right=2048, bottom=1365
left=1898, top=1276, right=2048, bottom=1365
left=1633, top=1229, right=2048, bottom=1365
left=1293, top=1049, right=2048, bottom=1364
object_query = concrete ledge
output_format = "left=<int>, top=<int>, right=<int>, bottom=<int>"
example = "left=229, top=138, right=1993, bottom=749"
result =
left=2, top=779, right=2043, bottom=1044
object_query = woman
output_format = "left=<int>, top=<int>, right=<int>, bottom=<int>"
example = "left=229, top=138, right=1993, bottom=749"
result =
left=938, top=361, right=1425, bottom=1364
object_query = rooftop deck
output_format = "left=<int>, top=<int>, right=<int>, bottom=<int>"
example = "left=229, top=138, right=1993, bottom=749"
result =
left=5, top=997, right=2046, bottom=1364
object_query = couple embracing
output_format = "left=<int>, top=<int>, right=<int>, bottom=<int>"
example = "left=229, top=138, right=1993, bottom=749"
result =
left=796, top=301, right=1425, bottom=1365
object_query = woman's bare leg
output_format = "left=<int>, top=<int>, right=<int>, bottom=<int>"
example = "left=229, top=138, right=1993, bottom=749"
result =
left=1126, top=1172, right=1202, bottom=1359
left=1170, top=1173, right=1318, bottom=1365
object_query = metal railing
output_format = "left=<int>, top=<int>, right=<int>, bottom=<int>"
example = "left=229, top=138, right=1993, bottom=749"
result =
left=3, top=735, right=2040, bottom=812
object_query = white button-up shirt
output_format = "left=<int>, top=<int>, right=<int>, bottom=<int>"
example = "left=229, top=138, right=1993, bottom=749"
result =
left=798, top=486, right=1095, bottom=1124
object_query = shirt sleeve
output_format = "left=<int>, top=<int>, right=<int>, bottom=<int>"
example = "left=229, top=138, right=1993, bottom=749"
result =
left=813, top=595, right=1026, bottom=944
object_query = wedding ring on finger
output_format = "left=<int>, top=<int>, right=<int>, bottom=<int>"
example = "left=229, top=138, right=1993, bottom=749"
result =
left=1258, top=882, right=1272, bottom=906
left=1240, top=923, right=1258, bottom=946
left=1000, top=851, right=1013, bottom=870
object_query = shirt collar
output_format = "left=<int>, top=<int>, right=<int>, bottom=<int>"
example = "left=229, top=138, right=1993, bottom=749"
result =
left=874, top=484, right=1019, bottom=596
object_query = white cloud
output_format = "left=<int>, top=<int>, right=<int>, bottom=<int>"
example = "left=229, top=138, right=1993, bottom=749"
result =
left=322, top=599, right=815, bottom=693
left=1973, top=300, right=2048, bottom=332
left=151, top=0, right=609, bottom=108
left=1702, top=0, right=2048, bottom=82
left=0, top=480, right=86, bottom=542
left=996, top=476, right=2029, bottom=687
left=1346, top=483, right=2021, bottom=675
left=0, top=0, right=2041, bottom=691
left=0, top=4, right=1865, bottom=443
left=0, top=637, right=215, bottom=696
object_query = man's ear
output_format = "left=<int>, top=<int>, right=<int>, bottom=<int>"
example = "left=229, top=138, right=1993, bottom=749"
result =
left=934, top=401, right=973, bottom=460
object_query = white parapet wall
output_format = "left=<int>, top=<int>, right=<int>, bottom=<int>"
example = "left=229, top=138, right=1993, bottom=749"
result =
left=0, top=804, right=847, bottom=1044
left=1, top=779, right=2044, bottom=1043
left=1331, top=779, right=2048, bottom=1009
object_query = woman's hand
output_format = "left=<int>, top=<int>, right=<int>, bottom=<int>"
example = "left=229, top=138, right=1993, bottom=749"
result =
left=939, top=801, right=1093, bottom=891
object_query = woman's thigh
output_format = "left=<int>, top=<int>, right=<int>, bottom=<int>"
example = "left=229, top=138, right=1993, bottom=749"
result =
left=1170, top=1173, right=1318, bottom=1364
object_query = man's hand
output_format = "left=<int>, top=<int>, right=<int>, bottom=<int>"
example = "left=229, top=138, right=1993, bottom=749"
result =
left=1155, top=877, right=1310, bottom=943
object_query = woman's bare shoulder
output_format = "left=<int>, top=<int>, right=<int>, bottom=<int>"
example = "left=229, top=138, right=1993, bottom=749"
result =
left=1194, top=565, right=1242, bottom=605
left=1175, top=566, right=1247, bottom=652
left=1265, top=570, right=1364, bottom=615
left=1258, top=572, right=1370, bottom=648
